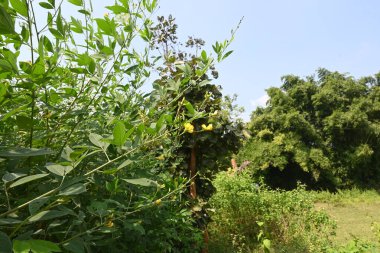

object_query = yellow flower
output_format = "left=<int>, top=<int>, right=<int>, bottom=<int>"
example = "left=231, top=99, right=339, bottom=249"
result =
left=184, top=122, right=194, bottom=133
left=201, top=124, right=213, bottom=131
left=156, top=154, right=165, bottom=161
left=155, top=199, right=162, bottom=205
left=104, top=219, right=114, bottom=228
left=104, top=12, right=109, bottom=18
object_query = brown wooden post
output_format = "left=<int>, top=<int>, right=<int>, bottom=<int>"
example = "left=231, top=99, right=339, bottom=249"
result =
left=189, top=145, right=197, bottom=199
left=231, top=158, right=238, bottom=172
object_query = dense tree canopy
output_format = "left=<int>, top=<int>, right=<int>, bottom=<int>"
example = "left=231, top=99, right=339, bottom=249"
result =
left=238, top=69, right=380, bottom=189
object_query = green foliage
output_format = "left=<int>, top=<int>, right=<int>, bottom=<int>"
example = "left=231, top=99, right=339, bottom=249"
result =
left=311, top=188, right=380, bottom=205
left=208, top=172, right=335, bottom=253
left=0, top=0, right=237, bottom=251
left=326, top=239, right=378, bottom=253
left=150, top=16, right=244, bottom=196
left=239, top=69, right=380, bottom=189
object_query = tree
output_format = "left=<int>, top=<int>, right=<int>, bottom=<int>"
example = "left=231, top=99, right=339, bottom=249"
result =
left=238, top=69, right=380, bottom=189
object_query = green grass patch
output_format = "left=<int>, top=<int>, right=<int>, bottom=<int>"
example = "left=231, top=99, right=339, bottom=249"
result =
left=314, top=189, right=380, bottom=249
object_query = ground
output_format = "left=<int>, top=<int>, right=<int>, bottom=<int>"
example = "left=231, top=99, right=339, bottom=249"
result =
left=314, top=189, right=380, bottom=245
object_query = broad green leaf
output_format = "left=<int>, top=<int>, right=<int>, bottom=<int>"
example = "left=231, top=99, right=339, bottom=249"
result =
left=12, top=240, right=30, bottom=253
left=16, top=115, right=33, bottom=130
left=113, top=121, right=127, bottom=146
left=58, top=183, right=86, bottom=196
left=70, top=17, right=83, bottom=33
left=43, top=36, right=54, bottom=53
left=29, top=240, right=61, bottom=252
left=201, top=50, right=207, bottom=61
left=125, top=64, right=138, bottom=74
left=29, top=196, right=50, bottom=215
left=89, top=133, right=109, bottom=150
left=13, top=240, right=61, bottom=253
left=38, top=35, right=45, bottom=58
left=49, top=28, right=63, bottom=39
left=29, top=210, right=70, bottom=222
left=95, top=18, right=114, bottom=35
left=68, top=0, right=82, bottom=6
left=222, top=50, right=233, bottom=61
left=0, top=5, right=15, bottom=34
left=56, top=9, right=64, bottom=35
left=9, top=0, right=27, bottom=17
left=105, top=5, right=128, bottom=14
left=198, top=80, right=210, bottom=87
left=167, top=79, right=180, bottom=92
left=116, top=159, right=132, bottom=170
left=2, top=172, right=27, bottom=183
left=77, top=9, right=90, bottom=15
left=0, top=148, right=53, bottom=157
left=9, top=174, right=49, bottom=188
left=0, top=218, right=22, bottom=225
left=0, top=231, right=12, bottom=253
left=59, top=176, right=86, bottom=190
left=263, top=239, right=271, bottom=250
left=62, top=238, right=85, bottom=253
left=46, top=163, right=74, bottom=176
left=184, top=101, right=195, bottom=116
left=123, top=178, right=158, bottom=187
left=48, top=0, right=55, bottom=7
left=39, top=2, right=54, bottom=9
left=0, top=59, right=12, bottom=71
left=61, top=146, right=73, bottom=162
left=32, top=59, right=45, bottom=76
left=0, top=104, right=29, bottom=121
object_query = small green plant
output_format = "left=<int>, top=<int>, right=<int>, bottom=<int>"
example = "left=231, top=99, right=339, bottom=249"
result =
left=326, top=238, right=378, bottom=253
left=208, top=172, right=336, bottom=253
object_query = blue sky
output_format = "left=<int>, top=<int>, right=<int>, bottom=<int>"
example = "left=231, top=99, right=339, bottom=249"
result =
left=31, top=1, right=380, bottom=120
left=155, top=0, right=380, bottom=120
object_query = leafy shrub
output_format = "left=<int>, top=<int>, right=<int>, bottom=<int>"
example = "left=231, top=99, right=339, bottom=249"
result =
left=208, top=171, right=336, bottom=252
left=326, top=238, right=378, bottom=253
left=238, top=69, right=380, bottom=189
left=0, top=0, right=237, bottom=252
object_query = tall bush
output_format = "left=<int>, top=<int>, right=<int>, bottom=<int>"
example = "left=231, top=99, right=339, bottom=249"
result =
left=0, top=0, right=236, bottom=251
left=208, top=171, right=336, bottom=253
left=238, top=69, right=380, bottom=189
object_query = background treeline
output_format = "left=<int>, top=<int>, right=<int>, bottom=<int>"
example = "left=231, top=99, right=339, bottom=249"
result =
left=238, top=69, right=380, bottom=190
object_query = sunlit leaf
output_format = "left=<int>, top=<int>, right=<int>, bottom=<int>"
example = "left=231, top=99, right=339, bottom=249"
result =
left=29, top=210, right=70, bottom=222
left=0, top=148, right=53, bottom=157
left=68, top=0, right=82, bottom=6
left=59, top=183, right=86, bottom=196
left=46, top=163, right=74, bottom=176
left=113, top=121, right=127, bottom=146
left=39, top=2, right=54, bottom=9
left=89, top=133, right=109, bottom=150
left=123, top=178, right=158, bottom=187
left=116, top=159, right=132, bottom=170
left=13, top=240, right=61, bottom=253
left=0, top=5, right=15, bottom=34
left=9, top=0, right=27, bottom=17
left=9, top=174, right=49, bottom=188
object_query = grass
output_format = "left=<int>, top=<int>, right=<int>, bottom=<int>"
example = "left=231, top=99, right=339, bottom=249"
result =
left=313, top=189, right=380, bottom=245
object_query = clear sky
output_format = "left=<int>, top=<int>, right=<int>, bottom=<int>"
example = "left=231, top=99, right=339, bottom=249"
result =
left=31, top=1, right=380, bottom=120
left=155, top=0, right=380, bottom=120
